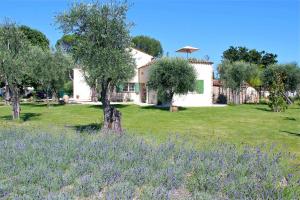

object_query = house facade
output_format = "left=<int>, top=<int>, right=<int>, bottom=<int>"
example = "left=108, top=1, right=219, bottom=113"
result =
left=73, top=48, right=153, bottom=102
left=73, top=48, right=214, bottom=107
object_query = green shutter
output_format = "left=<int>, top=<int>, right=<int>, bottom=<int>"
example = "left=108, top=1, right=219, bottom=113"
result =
left=116, top=84, right=124, bottom=93
left=59, top=89, right=64, bottom=98
left=134, top=83, right=140, bottom=93
left=196, top=80, right=204, bottom=94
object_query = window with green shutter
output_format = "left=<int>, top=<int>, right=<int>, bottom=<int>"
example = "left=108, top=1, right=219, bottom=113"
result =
left=116, top=84, right=124, bottom=93
left=196, top=80, right=204, bottom=94
left=128, top=83, right=135, bottom=92
left=134, top=83, right=140, bottom=93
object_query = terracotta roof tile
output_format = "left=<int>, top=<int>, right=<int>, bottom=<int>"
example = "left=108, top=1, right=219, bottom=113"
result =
left=213, top=80, right=222, bottom=86
left=139, top=58, right=213, bottom=69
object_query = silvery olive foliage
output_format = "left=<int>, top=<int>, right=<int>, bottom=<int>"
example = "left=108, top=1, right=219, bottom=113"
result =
left=55, top=1, right=135, bottom=95
left=55, top=1, right=136, bottom=131
left=0, top=20, right=43, bottom=119
left=148, top=58, right=197, bottom=106
left=218, top=61, right=261, bottom=104
left=0, top=128, right=299, bottom=199
left=30, top=47, right=73, bottom=102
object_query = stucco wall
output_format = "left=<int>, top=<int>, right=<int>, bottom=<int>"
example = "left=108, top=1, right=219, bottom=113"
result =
left=73, top=48, right=214, bottom=106
left=73, top=68, right=91, bottom=101
left=73, top=48, right=153, bottom=102
left=128, top=48, right=153, bottom=83
left=139, top=65, right=150, bottom=84
left=173, top=63, right=213, bottom=107
left=139, top=62, right=213, bottom=106
left=122, top=48, right=153, bottom=103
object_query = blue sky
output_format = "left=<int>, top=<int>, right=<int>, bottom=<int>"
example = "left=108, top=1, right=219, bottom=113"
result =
left=0, top=0, right=299, bottom=67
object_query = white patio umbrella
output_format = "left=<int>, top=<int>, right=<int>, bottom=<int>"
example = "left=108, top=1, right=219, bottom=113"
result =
left=176, top=46, right=199, bottom=58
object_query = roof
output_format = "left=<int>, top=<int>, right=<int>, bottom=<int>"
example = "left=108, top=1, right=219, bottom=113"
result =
left=213, top=80, right=251, bottom=88
left=213, top=80, right=222, bottom=87
left=188, top=59, right=214, bottom=65
left=138, top=60, right=156, bottom=69
left=131, top=47, right=154, bottom=59
left=139, top=58, right=214, bottom=69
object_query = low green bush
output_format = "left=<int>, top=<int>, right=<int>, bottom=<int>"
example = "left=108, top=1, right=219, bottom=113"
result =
left=259, top=97, right=269, bottom=105
left=63, top=81, right=73, bottom=96
left=0, top=128, right=298, bottom=199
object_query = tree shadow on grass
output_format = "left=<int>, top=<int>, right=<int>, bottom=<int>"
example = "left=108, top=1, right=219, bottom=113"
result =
left=140, top=105, right=187, bottom=111
left=88, top=104, right=131, bottom=109
left=0, top=112, right=41, bottom=121
left=22, top=103, right=65, bottom=108
left=281, top=130, right=300, bottom=137
left=290, top=107, right=300, bottom=110
left=284, top=117, right=296, bottom=121
left=67, top=123, right=103, bottom=133
left=254, top=107, right=272, bottom=112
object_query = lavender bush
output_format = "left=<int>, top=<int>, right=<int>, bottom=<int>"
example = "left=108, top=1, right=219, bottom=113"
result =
left=0, top=128, right=299, bottom=199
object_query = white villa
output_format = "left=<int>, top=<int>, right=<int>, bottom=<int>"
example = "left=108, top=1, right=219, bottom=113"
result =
left=73, top=48, right=214, bottom=107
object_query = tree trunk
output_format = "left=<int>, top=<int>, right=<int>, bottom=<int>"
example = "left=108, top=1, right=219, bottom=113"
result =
left=258, top=86, right=261, bottom=103
left=233, top=89, right=239, bottom=105
left=169, top=92, right=175, bottom=112
left=91, top=87, right=98, bottom=102
left=238, top=87, right=241, bottom=104
left=101, top=81, right=122, bottom=134
left=52, top=90, right=58, bottom=103
left=46, top=94, right=50, bottom=108
left=46, top=87, right=50, bottom=108
left=11, top=87, right=20, bottom=120
left=4, top=81, right=11, bottom=105
left=231, top=89, right=234, bottom=104
left=283, top=92, right=293, bottom=105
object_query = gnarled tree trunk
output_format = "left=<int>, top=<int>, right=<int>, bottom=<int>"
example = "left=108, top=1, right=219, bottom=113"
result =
left=101, top=80, right=122, bottom=134
left=11, top=87, right=20, bottom=120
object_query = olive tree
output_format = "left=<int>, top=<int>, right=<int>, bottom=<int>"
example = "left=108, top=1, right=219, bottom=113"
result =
left=56, top=1, right=135, bottom=133
left=218, top=61, right=259, bottom=104
left=222, top=46, right=278, bottom=98
left=0, top=21, right=38, bottom=119
left=262, top=63, right=300, bottom=111
left=262, top=66, right=288, bottom=112
left=148, top=57, right=196, bottom=111
left=278, top=63, right=300, bottom=93
left=30, top=48, right=73, bottom=106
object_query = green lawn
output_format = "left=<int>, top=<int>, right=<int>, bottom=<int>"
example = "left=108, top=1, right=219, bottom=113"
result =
left=0, top=102, right=299, bottom=163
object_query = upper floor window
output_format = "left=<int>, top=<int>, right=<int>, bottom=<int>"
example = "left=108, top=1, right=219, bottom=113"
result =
left=123, top=83, right=135, bottom=92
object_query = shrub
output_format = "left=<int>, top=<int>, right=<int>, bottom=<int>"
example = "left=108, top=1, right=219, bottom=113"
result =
left=0, top=128, right=298, bottom=199
left=259, top=97, right=269, bottom=105
left=216, top=94, right=227, bottom=104
left=63, top=81, right=73, bottom=96
left=268, top=73, right=288, bottom=112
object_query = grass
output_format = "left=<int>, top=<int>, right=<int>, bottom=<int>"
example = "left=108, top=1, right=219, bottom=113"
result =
left=0, top=102, right=299, bottom=165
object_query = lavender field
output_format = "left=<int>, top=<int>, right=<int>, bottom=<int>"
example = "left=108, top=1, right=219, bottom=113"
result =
left=0, top=128, right=299, bottom=199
